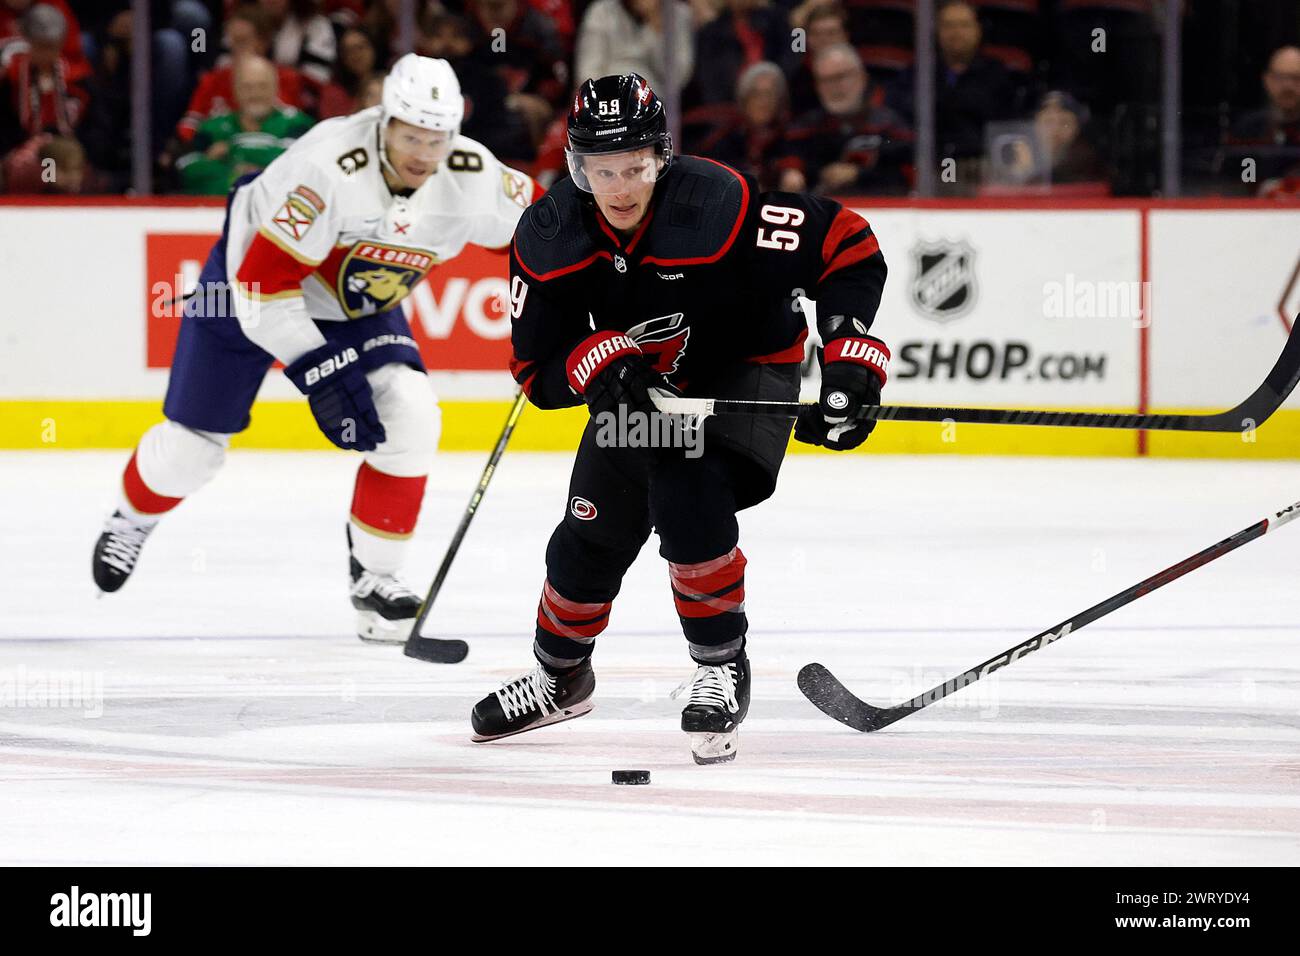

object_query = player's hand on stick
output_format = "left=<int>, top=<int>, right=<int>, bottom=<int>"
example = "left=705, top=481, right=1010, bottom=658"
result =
left=285, top=344, right=387, bottom=452
left=566, top=330, right=672, bottom=420
left=795, top=317, right=890, bottom=451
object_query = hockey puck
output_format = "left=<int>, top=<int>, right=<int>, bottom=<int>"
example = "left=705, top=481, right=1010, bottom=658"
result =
left=611, top=770, right=651, bottom=785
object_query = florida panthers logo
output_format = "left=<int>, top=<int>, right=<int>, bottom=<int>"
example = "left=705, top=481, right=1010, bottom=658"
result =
left=335, top=242, right=438, bottom=318
left=626, top=312, right=690, bottom=376
left=347, top=268, right=412, bottom=302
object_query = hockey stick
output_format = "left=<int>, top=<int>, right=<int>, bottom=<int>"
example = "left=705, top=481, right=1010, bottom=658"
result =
left=798, top=499, right=1300, bottom=732
left=404, top=388, right=528, bottom=664
left=654, top=317, right=1300, bottom=433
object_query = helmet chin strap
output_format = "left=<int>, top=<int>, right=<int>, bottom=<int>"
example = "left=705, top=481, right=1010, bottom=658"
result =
left=378, top=116, right=401, bottom=183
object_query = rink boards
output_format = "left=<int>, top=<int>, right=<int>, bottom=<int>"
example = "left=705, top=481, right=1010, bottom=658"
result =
left=0, top=197, right=1296, bottom=458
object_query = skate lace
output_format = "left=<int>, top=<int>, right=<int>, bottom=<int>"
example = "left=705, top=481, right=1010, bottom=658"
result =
left=351, top=571, right=419, bottom=602
left=495, top=666, right=559, bottom=720
left=671, top=662, right=739, bottom=713
left=100, top=518, right=151, bottom=574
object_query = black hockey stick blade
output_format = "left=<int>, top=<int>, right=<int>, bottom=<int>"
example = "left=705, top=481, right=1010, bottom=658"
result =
left=402, top=389, right=528, bottom=665
left=404, top=634, right=470, bottom=664
left=798, top=663, right=896, bottom=733
left=657, top=315, right=1300, bottom=433
left=798, top=498, right=1300, bottom=733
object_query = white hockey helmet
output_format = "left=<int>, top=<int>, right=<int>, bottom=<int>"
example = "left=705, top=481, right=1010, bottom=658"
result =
left=381, top=53, right=464, bottom=135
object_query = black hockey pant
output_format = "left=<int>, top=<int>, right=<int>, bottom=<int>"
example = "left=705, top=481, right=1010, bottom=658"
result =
left=531, top=363, right=799, bottom=669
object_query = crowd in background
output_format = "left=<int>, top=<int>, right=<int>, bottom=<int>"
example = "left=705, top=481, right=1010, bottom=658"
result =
left=0, top=0, right=1297, bottom=198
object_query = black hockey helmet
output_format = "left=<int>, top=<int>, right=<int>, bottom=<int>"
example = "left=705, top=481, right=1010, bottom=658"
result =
left=565, top=72, right=673, bottom=192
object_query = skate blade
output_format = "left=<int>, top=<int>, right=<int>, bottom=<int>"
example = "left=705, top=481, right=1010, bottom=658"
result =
left=356, top=610, right=414, bottom=645
left=690, top=730, right=738, bottom=765
left=470, top=701, right=594, bottom=743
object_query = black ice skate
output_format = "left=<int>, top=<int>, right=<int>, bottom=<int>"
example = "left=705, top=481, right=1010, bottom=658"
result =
left=471, top=660, right=595, bottom=742
left=348, top=532, right=423, bottom=643
left=673, top=653, right=751, bottom=765
left=92, top=511, right=157, bottom=593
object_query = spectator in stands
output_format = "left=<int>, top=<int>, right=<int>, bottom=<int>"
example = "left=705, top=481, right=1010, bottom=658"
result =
left=462, top=0, right=567, bottom=154
left=317, top=24, right=378, bottom=118
left=258, top=0, right=336, bottom=87
left=776, top=43, right=912, bottom=196
left=175, top=4, right=305, bottom=146
left=890, top=0, right=1020, bottom=181
left=418, top=10, right=535, bottom=162
left=682, top=59, right=789, bottom=189
left=690, top=0, right=795, bottom=107
left=989, top=90, right=1105, bottom=190
left=531, top=0, right=576, bottom=54
left=465, top=0, right=567, bottom=108
left=71, top=1, right=214, bottom=79
left=0, top=0, right=87, bottom=77
left=75, top=7, right=133, bottom=192
left=1033, top=90, right=1103, bottom=185
left=0, top=4, right=88, bottom=163
left=1225, top=45, right=1300, bottom=197
left=176, top=54, right=312, bottom=194
left=360, top=0, right=398, bottom=66
left=574, top=0, right=694, bottom=94
left=73, top=4, right=200, bottom=173
left=356, top=72, right=381, bottom=110
left=786, top=1, right=849, bottom=116
left=1, top=130, right=87, bottom=192
left=323, top=0, right=367, bottom=28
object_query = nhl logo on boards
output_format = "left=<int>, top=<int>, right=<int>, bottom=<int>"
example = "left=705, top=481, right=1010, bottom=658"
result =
left=614, top=254, right=627, bottom=274
left=910, top=239, right=977, bottom=322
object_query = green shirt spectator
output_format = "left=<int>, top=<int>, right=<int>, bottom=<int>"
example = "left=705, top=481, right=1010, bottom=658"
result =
left=177, top=54, right=313, bottom=195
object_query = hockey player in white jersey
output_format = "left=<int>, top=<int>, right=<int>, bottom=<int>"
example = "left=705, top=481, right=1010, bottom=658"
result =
left=91, top=54, right=536, bottom=642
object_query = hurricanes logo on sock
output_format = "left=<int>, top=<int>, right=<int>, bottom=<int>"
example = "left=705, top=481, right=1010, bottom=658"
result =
left=570, top=497, right=597, bottom=520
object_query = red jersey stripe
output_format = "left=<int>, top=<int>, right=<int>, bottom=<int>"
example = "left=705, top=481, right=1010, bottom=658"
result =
left=819, top=233, right=882, bottom=282
left=821, top=207, right=870, bottom=265
left=235, top=231, right=318, bottom=296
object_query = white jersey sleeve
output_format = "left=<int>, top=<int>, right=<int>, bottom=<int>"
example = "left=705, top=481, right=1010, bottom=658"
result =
left=224, top=119, right=362, bottom=364
left=468, top=159, right=537, bottom=250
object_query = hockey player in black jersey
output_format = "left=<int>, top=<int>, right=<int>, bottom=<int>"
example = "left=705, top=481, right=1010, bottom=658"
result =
left=469, top=73, right=890, bottom=763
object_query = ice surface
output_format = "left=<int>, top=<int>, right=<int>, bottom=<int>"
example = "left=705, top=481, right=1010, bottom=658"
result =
left=2, top=450, right=1298, bottom=865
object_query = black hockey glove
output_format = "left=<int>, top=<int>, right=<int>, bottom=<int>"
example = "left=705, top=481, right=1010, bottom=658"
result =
left=566, top=330, right=674, bottom=420
left=795, top=318, right=890, bottom=451
left=284, top=344, right=386, bottom=452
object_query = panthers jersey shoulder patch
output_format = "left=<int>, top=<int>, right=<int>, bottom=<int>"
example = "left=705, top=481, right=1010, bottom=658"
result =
left=272, top=194, right=318, bottom=242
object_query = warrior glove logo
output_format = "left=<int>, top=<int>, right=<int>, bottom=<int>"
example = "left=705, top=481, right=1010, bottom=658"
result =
left=627, top=313, right=690, bottom=377
left=569, top=333, right=638, bottom=390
